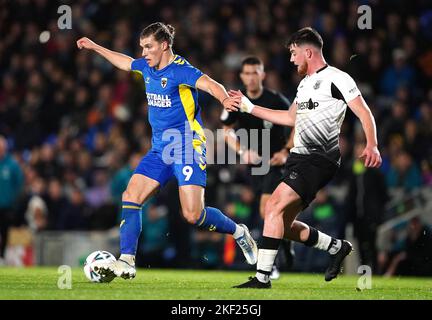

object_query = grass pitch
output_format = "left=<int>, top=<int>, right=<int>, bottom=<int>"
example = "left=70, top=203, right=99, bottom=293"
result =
left=0, top=267, right=431, bottom=300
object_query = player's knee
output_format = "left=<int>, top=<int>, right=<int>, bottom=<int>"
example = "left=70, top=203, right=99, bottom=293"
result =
left=264, top=199, right=284, bottom=220
left=182, top=209, right=201, bottom=224
left=122, top=189, right=141, bottom=204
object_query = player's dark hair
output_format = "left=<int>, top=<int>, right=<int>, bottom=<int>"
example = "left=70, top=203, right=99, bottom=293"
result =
left=285, top=27, right=323, bottom=50
left=140, top=22, right=175, bottom=47
left=241, top=56, right=263, bottom=68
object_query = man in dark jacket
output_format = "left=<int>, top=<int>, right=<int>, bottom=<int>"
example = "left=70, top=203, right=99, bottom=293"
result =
left=346, top=141, right=388, bottom=272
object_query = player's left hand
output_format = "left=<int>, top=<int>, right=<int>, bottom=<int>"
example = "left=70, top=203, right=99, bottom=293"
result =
left=359, top=145, right=382, bottom=168
left=269, top=149, right=289, bottom=166
left=76, top=37, right=97, bottom=50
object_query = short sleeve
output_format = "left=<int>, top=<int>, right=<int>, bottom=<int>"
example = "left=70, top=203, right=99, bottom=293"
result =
left=177, top=62, right=204, bottom=88
left=131, top=58, right=148, bottom=73
left=220, top=109, right=238, bottom=125
left=332, top=72, right=361, bottom=103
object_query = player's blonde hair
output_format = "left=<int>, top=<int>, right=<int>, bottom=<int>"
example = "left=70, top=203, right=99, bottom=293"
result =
left=140, top=22, right=175, bottom=47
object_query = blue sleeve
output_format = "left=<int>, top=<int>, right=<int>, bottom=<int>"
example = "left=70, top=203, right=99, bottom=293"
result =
left=131, top=58, right=148, bottom=73
left=177, top=63, right=204, bottom=88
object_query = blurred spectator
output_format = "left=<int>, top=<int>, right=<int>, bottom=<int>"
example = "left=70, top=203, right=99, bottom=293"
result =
left=76, top=150, right=93, bottom=187
left=0, top=136, right=24, bottom=260
left=45, top=178, right=69, bottom=230
left=136, top=200, right=171, bottom=268
left=85, top=169, right=110, bottom=208
left=346, top=142, right=388, bottom=271
left=379, top=101, right=408, bottom=147
left=404, top=119, right=429, bottom=164
left=57, top=186, right=91, bottom=230
left=421, top=159, right=432, bottom=186
left=111, top=152, right=142, bottom=206
left=380, top=48, right=416, bottom=97
left=25, top=195, right=47, bottom=233
left=383, top=217, right=432, bottom=277
left=193, top=229, right=224, bottom=269
left=34, top=143, right=61, bottom=179
left=386, top=150, right=422, bottom=192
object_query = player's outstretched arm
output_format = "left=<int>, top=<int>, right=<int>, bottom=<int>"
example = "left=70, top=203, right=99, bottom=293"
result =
left=348, top=95, right=382, bottom=168
left=228, top=90, right=296, bottom=127
left=196, top=75, right=240, bottom=111
left=77, top=37, right=133, bottom=71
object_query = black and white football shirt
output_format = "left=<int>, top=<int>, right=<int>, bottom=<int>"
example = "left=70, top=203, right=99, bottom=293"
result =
left=292, top=65, right=361, bottom=164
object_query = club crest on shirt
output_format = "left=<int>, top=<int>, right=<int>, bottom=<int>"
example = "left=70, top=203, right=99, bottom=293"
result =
left=313, top=80, right=322, bottom=90
left=161, top=77, right=168, bottom=88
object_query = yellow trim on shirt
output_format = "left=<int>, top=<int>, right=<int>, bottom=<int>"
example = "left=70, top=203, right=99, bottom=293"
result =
left=179, top=84, right=206, bottom=155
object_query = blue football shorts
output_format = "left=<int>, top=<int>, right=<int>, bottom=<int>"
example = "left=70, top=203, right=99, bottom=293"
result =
left=134, top=148, right=207, bottom=187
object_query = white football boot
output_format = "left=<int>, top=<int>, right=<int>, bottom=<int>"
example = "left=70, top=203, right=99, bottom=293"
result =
left=94, top=255, right=136, bottom=280
left=235, top=224, right=258, bottom=265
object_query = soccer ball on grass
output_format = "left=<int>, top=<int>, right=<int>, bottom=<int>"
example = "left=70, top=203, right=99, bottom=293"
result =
left=83, top=250, right=116, bottom=283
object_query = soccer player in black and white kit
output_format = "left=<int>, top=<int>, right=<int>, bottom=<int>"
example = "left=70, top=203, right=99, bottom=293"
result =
left=227, top=27, right=382, bottom=288
left=220, top=56, right=295, bottom=280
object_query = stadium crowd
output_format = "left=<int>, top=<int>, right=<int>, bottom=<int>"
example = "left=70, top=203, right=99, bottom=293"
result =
left=1, top=0, right=431, bottom=275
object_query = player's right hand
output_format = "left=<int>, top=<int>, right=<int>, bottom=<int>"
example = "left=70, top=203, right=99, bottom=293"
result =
left=359, top=145, right=382, bottom=168
left=76, top=37, right=97, bottom=50
left=222, top=95, right=241, bottom=112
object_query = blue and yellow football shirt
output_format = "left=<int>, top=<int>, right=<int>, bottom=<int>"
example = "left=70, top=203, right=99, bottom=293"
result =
left=131, top=55, right=207, bottom=187
left=131, top=55, right=206, bottom=153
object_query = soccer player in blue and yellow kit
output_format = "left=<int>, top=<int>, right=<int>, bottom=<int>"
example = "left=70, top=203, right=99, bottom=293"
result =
left=77, top=22, right=257, bottom=280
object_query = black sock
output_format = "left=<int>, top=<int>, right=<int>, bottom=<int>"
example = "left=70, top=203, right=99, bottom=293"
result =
left=259, top=236, right=282, bottom=250
left=303, top=226, right=319, bottom=247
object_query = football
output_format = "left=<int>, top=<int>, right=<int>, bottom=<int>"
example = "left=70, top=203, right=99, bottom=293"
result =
left=83, top=250, right=116, bottom=283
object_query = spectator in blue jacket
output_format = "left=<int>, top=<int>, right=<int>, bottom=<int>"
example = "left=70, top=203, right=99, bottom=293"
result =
left=0, top=136, right=24, bottom=259
left=386, top=150, right=422, bottom=192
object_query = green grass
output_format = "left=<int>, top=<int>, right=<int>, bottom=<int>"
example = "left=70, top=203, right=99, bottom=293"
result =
left=0, top=267, right=431, bottom=300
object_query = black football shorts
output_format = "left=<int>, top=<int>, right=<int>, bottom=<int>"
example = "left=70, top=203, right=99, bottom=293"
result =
left=281, top=152, right=339, bottom=208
